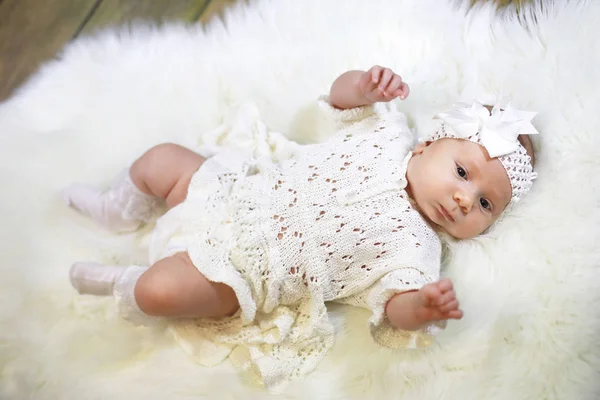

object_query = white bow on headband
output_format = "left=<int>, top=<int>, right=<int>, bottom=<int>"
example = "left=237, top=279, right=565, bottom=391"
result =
left=435, top=101, right=539, bottom=158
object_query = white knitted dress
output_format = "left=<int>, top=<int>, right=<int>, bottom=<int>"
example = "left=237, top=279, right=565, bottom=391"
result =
left=149, top=98, right=443, bottom=391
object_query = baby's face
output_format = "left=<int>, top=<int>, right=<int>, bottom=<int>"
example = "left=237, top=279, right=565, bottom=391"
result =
left=405, top=138, right=512, bottom=239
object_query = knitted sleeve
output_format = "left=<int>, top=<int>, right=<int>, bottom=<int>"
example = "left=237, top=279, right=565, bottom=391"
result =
left=314, top=95, right=403, bottom=134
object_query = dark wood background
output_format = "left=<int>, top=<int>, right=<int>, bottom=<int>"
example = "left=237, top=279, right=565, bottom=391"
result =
left=0, top=0, right=526, bottom=101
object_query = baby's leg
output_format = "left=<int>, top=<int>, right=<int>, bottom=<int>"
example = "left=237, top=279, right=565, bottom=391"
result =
left=129, top=143, right=205, bottom=209
left=67, top=146, right=236, bottom=322
left=64, top=143, right=205, bottom=232
left=71, top=251, right=239, bottom=324
left=134, top=252, right=239, bottom=318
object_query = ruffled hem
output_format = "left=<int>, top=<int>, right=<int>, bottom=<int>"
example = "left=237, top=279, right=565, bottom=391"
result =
left=170, top=301, right=334, bottom=393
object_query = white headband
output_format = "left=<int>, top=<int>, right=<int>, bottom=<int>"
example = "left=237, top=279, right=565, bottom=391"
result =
left=427, top=100, right=539, bottom=206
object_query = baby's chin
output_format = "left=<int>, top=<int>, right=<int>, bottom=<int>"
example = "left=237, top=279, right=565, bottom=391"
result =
left=424, top=216, right=458, bottom=239
left=409, top=199, right=449, bottom=235
left=440, top=223, right=489, bottom=240
left=415, top=204, right=483, bottom=240
left=429, top=222, right=477, bottom=240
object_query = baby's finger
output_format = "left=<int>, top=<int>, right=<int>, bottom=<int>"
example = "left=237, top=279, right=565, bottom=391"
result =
left=437, top=278, right=454, bottom=293
left=385, top=74, right=403, bottom=96
left=422, top=283, right=442, bottom=306
left=444, top=309, right=464, bottom=320
left=378, top=68, right=394, bottom=92
left=436, top=290, right=456, bottom=306
left=398, top=82, right=410, bottom=100
left=359, top=70, right=376, bottom=93
left=369, top=66, right=383, bottom=84
left=438, top=299, right=459, bottom=313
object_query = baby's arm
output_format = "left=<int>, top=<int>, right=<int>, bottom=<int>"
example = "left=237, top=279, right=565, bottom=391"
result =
left=385, top=279, right=463, bottom=331
left=329, top=65, right=410, bottom=110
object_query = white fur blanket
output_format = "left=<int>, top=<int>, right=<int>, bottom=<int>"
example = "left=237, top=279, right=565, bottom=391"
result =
left=1, top=0, right=599, bottom=399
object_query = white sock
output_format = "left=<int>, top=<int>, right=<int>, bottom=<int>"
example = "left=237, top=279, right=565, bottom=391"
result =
left=70, top=261, right=126, bottom=296
left=69, top=262, right=157, bottom=326
left=113, top=265, right=158, bottom=327
left=62, top=169, right=165, bottom=233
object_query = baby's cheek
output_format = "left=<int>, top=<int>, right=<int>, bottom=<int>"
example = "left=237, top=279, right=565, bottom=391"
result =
left=457, top=217, right=489, bottom=239
left=475, top=217, right=494, bottom=237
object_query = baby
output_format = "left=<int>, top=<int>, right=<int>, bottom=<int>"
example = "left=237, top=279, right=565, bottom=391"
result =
left=65, top=65, right=537, bottom=391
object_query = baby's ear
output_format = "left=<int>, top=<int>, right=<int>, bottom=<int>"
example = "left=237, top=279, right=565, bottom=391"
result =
left=412, top=141, right=429, bottom=154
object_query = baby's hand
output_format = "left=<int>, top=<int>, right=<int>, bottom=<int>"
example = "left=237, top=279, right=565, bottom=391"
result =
left=358, top=65, right=410, bottom=103
left=413, top=278, right=463, bottom=323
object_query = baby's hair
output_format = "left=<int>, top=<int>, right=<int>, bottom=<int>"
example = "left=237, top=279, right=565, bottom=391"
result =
left=484, top=104, right=536, bottom=167
left=517, top=135, right=535, bottom=167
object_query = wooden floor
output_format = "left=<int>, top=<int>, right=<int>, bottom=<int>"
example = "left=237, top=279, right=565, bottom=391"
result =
left=0, top=0, right=237, bottom=101
left=0, top=0, right=524, bottom=102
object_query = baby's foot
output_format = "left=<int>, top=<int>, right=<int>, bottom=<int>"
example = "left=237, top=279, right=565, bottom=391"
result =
left=62, top=183, right=143, bottom=233
left=70, top=261, right=127, bottom=296
left=413, top=278, right=463, bottom=324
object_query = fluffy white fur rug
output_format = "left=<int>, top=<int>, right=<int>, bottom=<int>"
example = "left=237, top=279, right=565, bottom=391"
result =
left=1, top=0, right=599, bottom=398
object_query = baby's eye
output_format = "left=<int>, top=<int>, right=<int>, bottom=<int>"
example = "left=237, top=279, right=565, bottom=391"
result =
left=456, top=165, right=467, bottom=179
left=480, top=198, right=491, bottom=210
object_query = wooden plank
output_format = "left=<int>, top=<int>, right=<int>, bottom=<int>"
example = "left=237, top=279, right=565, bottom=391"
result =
left=0, top=0, right=528, bottom=103
left=80, top=0, right=209, bottom=34
left=0, top=0, right=98, bottom=101
left=198, top=0, right=239, bottom=24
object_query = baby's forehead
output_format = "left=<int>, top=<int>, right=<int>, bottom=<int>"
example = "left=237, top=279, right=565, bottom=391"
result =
left=437, top=137, right=482, bottom=152
left=452, top=137, right=477, bottom=146
left=450, top=139, right=501, bottom=170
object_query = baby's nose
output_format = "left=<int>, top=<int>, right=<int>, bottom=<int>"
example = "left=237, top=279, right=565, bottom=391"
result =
left=454, top=190, right=475, bottom=213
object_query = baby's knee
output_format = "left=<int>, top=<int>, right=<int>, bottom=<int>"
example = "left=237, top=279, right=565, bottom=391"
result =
left=134, top=267, right=183, bottom=316
left=131, top=143, right=181, bottom=176
left=133, top=253, right=239, bottom=318
left=145, top=143, right=187, bottom=159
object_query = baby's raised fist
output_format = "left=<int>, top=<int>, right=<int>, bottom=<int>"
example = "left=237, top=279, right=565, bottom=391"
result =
left=358, top=65, right=410, bottom=103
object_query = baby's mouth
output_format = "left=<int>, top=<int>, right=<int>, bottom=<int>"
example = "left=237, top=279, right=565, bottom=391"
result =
left=438, top=205, right=455, bottom=223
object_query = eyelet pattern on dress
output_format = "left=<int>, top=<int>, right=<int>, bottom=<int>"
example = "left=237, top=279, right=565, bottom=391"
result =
left=167, top=99, right=443, bottom=391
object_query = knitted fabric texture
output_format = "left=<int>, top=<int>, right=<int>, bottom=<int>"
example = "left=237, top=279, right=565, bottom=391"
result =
left=148, top=98, right=443, bottom=392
